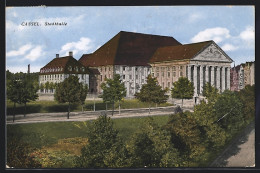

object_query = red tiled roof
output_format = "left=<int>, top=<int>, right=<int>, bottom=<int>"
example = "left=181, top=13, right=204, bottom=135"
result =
left=150, top=41, right=212, bottom=63
left=79, top=53, right=93, bottom=67
left=40, top=56, right=89, bottom=74
left=80, top=31, right=181, bottom=67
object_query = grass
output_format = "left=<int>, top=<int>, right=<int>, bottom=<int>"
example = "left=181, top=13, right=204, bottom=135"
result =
left=6, top=99, right=173, bottom=115
left=7, top=115, right=171, bottom=148
left=7, top=114, right=255, bottom=168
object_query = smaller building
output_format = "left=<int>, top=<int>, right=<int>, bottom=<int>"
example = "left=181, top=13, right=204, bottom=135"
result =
left=230, top=61, right=254, bottom=91
left=39, top=52, right=89, bottom=93
left=241, top=61, right=255, bottom=86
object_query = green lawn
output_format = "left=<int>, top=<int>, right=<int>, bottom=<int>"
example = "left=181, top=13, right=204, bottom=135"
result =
left=7, top=115, right=171, bottom=168
left=6, top=99, right=173, bottom=115
left=7, top=115, right=171, bottom=148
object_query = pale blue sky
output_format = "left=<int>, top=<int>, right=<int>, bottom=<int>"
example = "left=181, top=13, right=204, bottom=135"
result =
left=6, top=6, right=255, bottom=73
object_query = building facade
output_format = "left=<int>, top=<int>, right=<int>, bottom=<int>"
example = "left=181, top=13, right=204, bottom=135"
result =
left=39, top=52, right=89, bottom=93
left=230, top=61, right=254, bottom=91
left=79, top=31, right=181, bottom=97
left=150, top=41, right=233, bottom=97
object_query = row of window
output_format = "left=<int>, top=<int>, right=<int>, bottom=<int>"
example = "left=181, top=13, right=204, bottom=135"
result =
left=152, top=71, right=183, bottom=78
left=41, top=74, right=86, bottom=81
left=40, top=67, right=63, bottom=73
left=152, top=66, right=184, bottom=72
left=99, top=66, right=112, bottom=72
left=68, top=66, right=85, bottom=72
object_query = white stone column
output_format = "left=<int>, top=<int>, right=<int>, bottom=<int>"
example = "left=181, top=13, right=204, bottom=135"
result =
left=216, top=66, right=221, bottom=91
left=188, top=65, right=191, bottom=81
left=227, top=67, right=231, bottom=90
left=194, top=65, right=198, bottom=96
left=221, top=67, right=226, bottom=92
left=133, top=67, right=136, bottom=94
left=200, top=65, right=204, bottom=94
left=211, top=66, right=215, bottom=87
left=205, top=66, right=209, bottom=83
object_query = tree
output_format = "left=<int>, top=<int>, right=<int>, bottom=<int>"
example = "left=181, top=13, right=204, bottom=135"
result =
left=45, top=81, right=50, bottom=93
left=202, top=82, right=219, bottom=102
left=193, top=100, right=227, bottom=149
left=7, top=79, right=23, bottom=122
left=214, top=90, right=244, bottom=136
left=40, top=83, right=44, bottom=93
left=49, top=82, right=54, bottom=93
left=75, top=115, right=121, bottom=168
left=127, top=117, right=180, bottom=167
left=100, top=74, right=126, bottom=116
left=237, top=84, right=255, bottom=120
left=79, top=84, right=88, bottom=112
left=20, top=75, right=38, bottom=117
left=165, top=111, right=206, bottom=166
left=171, top=77, right=194, bottom=107
left=54, top=75, right=86, bottom=119
left=135, top=75, right=168, bottom=114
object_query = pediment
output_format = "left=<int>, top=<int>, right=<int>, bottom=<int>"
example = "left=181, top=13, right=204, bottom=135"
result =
left=192, top=43, right=233, bottom=62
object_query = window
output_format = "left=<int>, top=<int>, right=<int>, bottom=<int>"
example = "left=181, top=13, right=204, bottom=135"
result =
left=123, top=66, right=125, bottom=71
left=68, top=66, right=72, bottom=71
left=100, top=67, right=102, bottom=72
left=168, top=72, right=170, bottom=78
left=156, top=67, right=159, bottom=71
left=162, top=72, right=164, bottom=77
left=136, top=75, right=138, bottom=79
left=180, top=72, right=183, bottom=77
left=81, top=67, right=85, bottom=72
left=123, top=75, right=125, bottom=79
left=75, top=66, right=79, bottom=72
left=129, top=75, right=132, bottom=79
left=162, top=82, right=164, bottom=89
left=168, top=82, right=170, bottom=88
left=173, top=72, right=176, bottom=77
left=105, top=67, right=107, bottom=72
left=172, top=66, right=176, bottom=71
left=101, top=75, right=102, bottom=81
left=135, top=67, right=138, bottom=71
left=109, top=67, right=111, bottom=71
left=157, top=73, right=159, bottom=77
left=180, top=66, right=183, bottom=70
left=167, top=67, right=170, bottom=71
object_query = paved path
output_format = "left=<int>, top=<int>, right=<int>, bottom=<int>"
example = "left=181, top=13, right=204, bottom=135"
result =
left=210, top=121, right=255, bottom=167
left=6, top=106, right=193, bottom=124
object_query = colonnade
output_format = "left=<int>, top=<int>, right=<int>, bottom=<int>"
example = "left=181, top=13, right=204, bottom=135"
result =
left=187, top=65, right=230, bottom=96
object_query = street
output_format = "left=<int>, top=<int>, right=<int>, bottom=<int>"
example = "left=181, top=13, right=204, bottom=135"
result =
left=209, top=120, right=255, bottom=167
left=6, top=106, right=193, bottom=124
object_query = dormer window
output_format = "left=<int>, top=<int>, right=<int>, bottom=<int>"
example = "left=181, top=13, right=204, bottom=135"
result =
left=75, top=66, right=79, bottom=72
left=68, top=66, right=72, bottom=71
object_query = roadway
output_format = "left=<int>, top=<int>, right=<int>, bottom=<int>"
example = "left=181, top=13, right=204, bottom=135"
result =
left=6, top=106, right=193, bottom=124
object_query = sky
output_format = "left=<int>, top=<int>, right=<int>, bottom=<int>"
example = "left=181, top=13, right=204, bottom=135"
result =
left=6, top=6, right=255, bottom=73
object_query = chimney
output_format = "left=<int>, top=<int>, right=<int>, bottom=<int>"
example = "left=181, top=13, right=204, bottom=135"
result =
left=69, top=51, right=73, bottom=56
left=28, top=64, right=30, bottom=74
left=56, top=54, right=59, bottom=58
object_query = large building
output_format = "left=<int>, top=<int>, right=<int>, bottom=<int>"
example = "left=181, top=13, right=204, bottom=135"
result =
left=79, top=31, right=181, bottom=97
left=39, top=52, right=89, bottom=93
left=150, top=41, right=233, bottom=96
left=39, top=31, right=235, bottom=99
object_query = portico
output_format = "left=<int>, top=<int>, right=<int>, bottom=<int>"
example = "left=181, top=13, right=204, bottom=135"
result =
left=187, top=63, right=231, bottom=96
